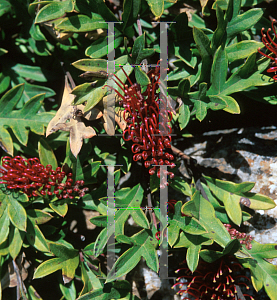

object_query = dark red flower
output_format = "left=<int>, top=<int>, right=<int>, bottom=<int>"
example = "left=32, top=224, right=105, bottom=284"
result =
left=258, top=19, right=277, bottom=80
left=110, top=62, right=175, bottom=181
left=224, top=224, right=253, bottom=250
left=172, top=256, right=254, bottom=300
left=0, top=156, right=88, bottom=199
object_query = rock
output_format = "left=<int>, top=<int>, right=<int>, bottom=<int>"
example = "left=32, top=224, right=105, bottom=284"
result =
left=177, top=126, right=277, bottom=253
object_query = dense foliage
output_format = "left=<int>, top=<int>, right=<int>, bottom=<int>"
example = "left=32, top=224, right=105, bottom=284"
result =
left=0, top=0, right=277, bottom=299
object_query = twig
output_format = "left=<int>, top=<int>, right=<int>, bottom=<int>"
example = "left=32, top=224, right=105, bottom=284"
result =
left=147, top=192, right=157, bottom=229
left=12, top=260, right=28, bottom=300
left=171, top=145, right=191, bottom=161
left=137, top=16, right=148, bottom=73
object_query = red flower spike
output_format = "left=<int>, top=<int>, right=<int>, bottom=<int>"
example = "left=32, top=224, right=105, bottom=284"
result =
left=172, top=257, right=253, bottom=300
left=0, top=156, right=88, bottom=199
left=258, top=19, right=277, bottom=80
left=224, top=224, right=253, bottom=250
left=111, top=62, right=175, bottom=179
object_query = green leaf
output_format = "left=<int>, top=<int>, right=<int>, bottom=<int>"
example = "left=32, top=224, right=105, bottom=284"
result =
left=0, top=72, right=10, bottom=94
left=0, top=84, right=24, bottom=117
left=194, top=100, right=207, bottom=121
left=60, top=278, right=76, bottom=300
left=94, top=0, right=119, bottom=22
left=26, top=218, right=50, bottom=252
left=77, top=280, right=131, bottom=300
left=173, top=231, right=212, bottom=249
left=134, top=67, right=151, bottom=86
left=15, top=79, right=55, bottom=105
left=11, top=64, right=49, bottom=82
left=107, top=229, right=158, bottom=283
left=94, top=228, right=111, bottom=257
left=122, top=0, right=140, bottom=33
left=38, top=137, right=58, bottom=170
left=8, top=196, right=27, bottom=232
left=146, top=0, right=164, bottom=17
left=208, top=95, right=227, bottom=111
left=204, top=175, right=276, bottom=213
left=9, top=226, right=25, bottom=259
left=210, top=46, right=228, bottom=95
left=193, top=27, right=212, bottom=83
left=0, top=208, right=9, bottom=244
left=72, top=59, right=107, bottom=72
left=178, top=78, right=190, bottom=97
left=0, top=126, right=13, bottom=155
left=247, top=241, right=277, bottom=259
left=72, top=81, right=106, bottom=107
left=49, top=202, right=68, bottom=217
left=132, top=34, right=144, bottom=64
left=178, top=104, right=190, bottom=130
left=187, top=245, right=201, bottom=272
left=72, top=60, right=132, bottom=112
left=112, top=184, right=149, bottom=235
left=211, top=4, right=227, bottom=53
left=168, top=202, right=207, bottom=245
left=50, top=242, right=78, bottom=260
left=182, top=191, right=231, bottom=247
left=80, top=261, right=102, bottom=296
left=33, top=257, right=65, bottom=279
left=35, top=0, right=74, bottom=23
left=86, top=36, right=123, bottom=59
left=227, top=8, right=263, bottom=38
left=171, top=176, right=192, bottom=196
left=0, top=87, right=53, bottom=152
left=62, top=255, right=79, bottom=283
left=240, top=240, right=277, bottom=299
left=226, top=41, right=264, bottom=63
left=27, top=286, right=43, bottom=300
left=55, top=14, right=107, bottom=32
left=220, top=95, right=240, bottom=114
left=27, top=209, right=53, bottom=225
left=106, top=246, right=141, bottom=283
left=0, top=0, right=12, bottom=17
left=200, top=239, right=241, bottom=263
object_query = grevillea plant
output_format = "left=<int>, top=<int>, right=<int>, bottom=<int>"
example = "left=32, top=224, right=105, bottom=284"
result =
left=0, top=156, right=88, bottom=199
left=1, top=0, right=277, bottom=299
left=110, top=63, right=175, bottom=182
left=173, top=256, right=253, bottom=300
left=258, top=19, right=277, bottom=80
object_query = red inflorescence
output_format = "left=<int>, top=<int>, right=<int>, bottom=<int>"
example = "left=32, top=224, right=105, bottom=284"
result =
left=110, top=62, right=175, bottom=182
left=0, top=156, right=88, bottom=199
left=172, top=256, right=254, bottom=300
left=224, top=224, right=253, bottom=250
left=258, top=19, right=277, bottom=80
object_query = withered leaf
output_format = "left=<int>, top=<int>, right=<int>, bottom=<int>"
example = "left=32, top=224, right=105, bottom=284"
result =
left=46, top=76, right=100, bottom=157
left=46, top=76, right=76, bottom=137
left=55, top=118, right=96, bottom=157
left=1, top=253, right=29, bottom=290
left=77, top=104, right=103, bottom=121
left=115, top=109, right=127, bottom=132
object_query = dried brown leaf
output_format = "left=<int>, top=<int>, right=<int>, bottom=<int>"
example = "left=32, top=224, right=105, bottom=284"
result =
left=115, top=110, right=127, bottom=131
left=46, top=77, right=76, bottom=137
left=77, top=104, right=103, bottom=121
left=56, top=118, right=96, bottom=157
left=1, top=253, right=29, bottom=290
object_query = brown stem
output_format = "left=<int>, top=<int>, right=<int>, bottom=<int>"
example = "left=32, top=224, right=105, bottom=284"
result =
left=137, top=16, right=148, bottom=73
left=12, top=260, right=28, bottom=300
left=147, top=192, right=157, bottom=229
left=171, top=145, right=190, bottom=161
